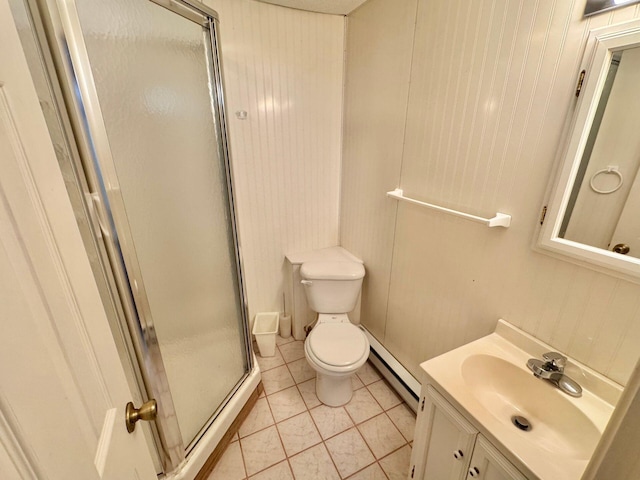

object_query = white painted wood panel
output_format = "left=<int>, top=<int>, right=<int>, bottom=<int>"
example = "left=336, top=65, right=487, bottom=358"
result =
left=203, top=0, right=345, bottom=322
left=339, top=0, right=418, bottom=339
left=341, top=0, right=640, bottom=385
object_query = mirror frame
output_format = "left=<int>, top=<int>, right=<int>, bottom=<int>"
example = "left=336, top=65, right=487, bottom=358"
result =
left=584, top=0, right=640, bottom=17
left=539, top=19, right=640, bottom=282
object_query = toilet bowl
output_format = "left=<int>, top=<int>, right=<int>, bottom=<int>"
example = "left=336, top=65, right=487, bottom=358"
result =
left=305, top=314, right=370, bottom=406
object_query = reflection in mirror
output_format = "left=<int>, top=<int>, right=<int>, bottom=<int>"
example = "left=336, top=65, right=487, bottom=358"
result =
left=560, top=46, right=640, bottom=258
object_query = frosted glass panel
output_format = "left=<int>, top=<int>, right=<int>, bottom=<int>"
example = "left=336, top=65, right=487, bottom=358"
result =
left=75, top=0, right=247, bottom=446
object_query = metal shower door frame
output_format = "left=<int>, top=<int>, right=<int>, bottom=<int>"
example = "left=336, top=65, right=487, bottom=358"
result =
left=33, top=0, right=253, bottom=473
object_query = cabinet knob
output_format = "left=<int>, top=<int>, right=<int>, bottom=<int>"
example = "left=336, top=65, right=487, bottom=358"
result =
left=453, top=449, right=464, bottom=459
left=469, top=466, right=480, bottom=477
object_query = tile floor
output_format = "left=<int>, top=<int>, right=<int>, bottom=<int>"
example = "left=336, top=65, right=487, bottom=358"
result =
left=208, top=335, right=416, bottom=480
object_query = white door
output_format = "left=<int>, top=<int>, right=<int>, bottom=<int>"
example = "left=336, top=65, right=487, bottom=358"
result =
left=415, top=386, right=477, bottom=480
left=465, top=436, right=527, bottom=480
left=0, top=1, right=157, bottom=478
left=609, top=167, right=640, bottom=257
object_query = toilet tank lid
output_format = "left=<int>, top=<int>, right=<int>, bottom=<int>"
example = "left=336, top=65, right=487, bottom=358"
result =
left=300, top=261, right=365, bottom=280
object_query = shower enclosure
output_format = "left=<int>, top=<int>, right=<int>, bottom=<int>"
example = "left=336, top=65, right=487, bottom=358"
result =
left=10, top=0, right=254, bottom=474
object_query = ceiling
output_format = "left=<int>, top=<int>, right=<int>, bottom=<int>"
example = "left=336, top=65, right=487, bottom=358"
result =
left=255, top=0, right=370, bottom=15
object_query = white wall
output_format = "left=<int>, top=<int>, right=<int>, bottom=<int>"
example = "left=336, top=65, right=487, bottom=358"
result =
left=204, top=0, right=345, bottom=322
left=341, top=0, right=640, bottom=386
left=584, top=361, right=640, bottom=478
left=340, top=0, right=418, bottom=341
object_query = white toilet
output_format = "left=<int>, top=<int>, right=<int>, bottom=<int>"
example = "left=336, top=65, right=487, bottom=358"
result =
left=301, top=261, right=370, bottom=407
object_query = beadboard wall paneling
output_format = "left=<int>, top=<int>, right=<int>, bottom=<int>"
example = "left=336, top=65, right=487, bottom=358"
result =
left=342, top=0, right=640, bottom=385
left=339, top=0, right=418, bottom=340
left=204, top=0, right=345, bottom=321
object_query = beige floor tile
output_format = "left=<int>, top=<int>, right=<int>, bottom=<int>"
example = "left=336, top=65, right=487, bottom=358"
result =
left=208, top=441, right=246, bottom=480
left=279, top=340, right=305, bottom=363
left=267, top=386, right=306, bottom=422
left=356, top=362, right=382, bottom=385
left=325, top=428, right=375, bottom=478
left=297, top=379, right=322, bottom=409
left=256, top=348, right=285, bottom=372
left=239, top=397, right=274, bottom=438
left=240, top=426, right=286, bottom=476
left=358, top=414, right=406, bottom=459
left=287, top=357, right=316, bottom=384
left=276, top=334, right=295, bottom=346
left=248, top=460, right=293, bottom=480
left=276, top=412, right=322, bottom=456
left=345, top=463, right=388, bottom=480
left=289, top=444, right=340, bottom=480
left=351, top=374, right=365, bottom=390
left=386, top=404, right=416, bottom=442
left=367, top=380, right=402, bottom=410
left=345, top=388, right=383, bottom=424
left=309, top=404, right=354, bottom=440
left=261, top=365, right=295, bottom=395
left=379, top=445, right=412, bottom=480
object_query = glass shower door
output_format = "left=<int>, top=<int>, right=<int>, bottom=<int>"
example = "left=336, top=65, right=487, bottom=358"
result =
left=57, top=0, right=250, bottom=461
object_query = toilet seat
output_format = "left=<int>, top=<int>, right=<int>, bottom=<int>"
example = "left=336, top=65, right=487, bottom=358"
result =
left=303, top=313, right=369, bottom=406
left=307, top=322, right=368, bottom=367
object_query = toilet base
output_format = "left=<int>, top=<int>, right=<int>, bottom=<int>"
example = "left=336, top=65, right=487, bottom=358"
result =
left=316, top=372, right=353, bottom=407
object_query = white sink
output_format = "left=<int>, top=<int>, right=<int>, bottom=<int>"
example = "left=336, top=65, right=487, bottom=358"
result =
left=420, top=320, right=621, bottom=480
left=461, top=354, right=600, bottom=460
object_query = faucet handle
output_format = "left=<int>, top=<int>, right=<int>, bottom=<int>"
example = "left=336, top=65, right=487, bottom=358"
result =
left=542, top=352, right=566, bottom=370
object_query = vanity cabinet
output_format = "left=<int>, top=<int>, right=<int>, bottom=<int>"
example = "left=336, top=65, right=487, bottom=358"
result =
left=411, top=385, right=528, bottom=480
left=465, top=436, right=528, bottom=480
left=412, top=385, right=477, bottom=479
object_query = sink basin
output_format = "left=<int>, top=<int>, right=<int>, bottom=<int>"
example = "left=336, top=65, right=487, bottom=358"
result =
left=420, top=321, right=621, bottom=479
left=461, top=354, right=600, bottom=460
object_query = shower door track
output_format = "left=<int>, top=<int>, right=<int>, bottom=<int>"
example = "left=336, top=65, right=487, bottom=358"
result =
left=26, top=0, right=254, bottom=474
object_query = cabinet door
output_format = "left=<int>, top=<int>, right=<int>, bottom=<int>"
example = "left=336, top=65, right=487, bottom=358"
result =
left=414, top=386, right=478, bottom=480
left=465, top=436, right=528, bottom=480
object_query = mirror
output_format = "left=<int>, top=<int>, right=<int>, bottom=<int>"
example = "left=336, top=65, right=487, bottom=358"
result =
left=539, top=19, right=640, bottom=281
left=561, top=47, right=640, bottom=256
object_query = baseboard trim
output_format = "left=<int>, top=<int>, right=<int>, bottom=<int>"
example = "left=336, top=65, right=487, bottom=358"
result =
left=359, top=326, right=420, bottom=413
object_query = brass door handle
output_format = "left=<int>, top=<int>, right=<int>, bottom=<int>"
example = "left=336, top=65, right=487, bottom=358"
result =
left=125, top=399, right=157, bottom=433
left=613, top=243, right=630, bottom=255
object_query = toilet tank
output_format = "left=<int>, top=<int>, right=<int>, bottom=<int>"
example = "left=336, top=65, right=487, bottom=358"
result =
left=300, top=261, right=365, bottom=313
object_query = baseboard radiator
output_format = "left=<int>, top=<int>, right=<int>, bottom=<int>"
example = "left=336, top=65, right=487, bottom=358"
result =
left=359, top=326, right=420, bottom=413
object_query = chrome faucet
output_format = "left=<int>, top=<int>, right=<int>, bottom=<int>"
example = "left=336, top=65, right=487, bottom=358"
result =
left=527, top=352, right=582, bottom=397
